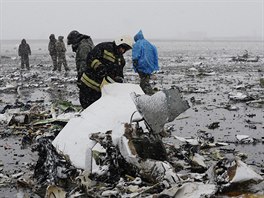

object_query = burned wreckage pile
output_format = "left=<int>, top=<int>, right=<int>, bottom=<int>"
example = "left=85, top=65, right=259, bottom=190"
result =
left=1, top=83, right=264, bottom=197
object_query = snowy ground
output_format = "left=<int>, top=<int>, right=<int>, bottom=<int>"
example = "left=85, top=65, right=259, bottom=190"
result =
left=0, top=40, right=264, bottom=197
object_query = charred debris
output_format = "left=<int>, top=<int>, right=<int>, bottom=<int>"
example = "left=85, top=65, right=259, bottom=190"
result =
left=1, top=83, right=263, bottom=197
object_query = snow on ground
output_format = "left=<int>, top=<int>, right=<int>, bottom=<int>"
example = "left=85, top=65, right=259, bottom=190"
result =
left=0, top=40, right=263, bottom=197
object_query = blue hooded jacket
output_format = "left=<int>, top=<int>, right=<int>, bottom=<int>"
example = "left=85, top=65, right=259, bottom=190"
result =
left=132, top=30, right=159, bottom=74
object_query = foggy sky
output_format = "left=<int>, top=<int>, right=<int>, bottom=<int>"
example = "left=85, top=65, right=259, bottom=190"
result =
left=0, top=0, right=263, bottom=40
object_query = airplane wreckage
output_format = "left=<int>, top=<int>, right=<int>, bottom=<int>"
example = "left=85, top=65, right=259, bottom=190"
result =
left=7, top=82, right=263, bottom=197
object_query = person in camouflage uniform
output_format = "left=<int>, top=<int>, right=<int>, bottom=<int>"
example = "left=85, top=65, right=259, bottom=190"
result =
left=48, top=34, right=58, bottom=71
left=18, top=39, right=31, bottom=70
left=67, top=30, right=94, bottom=78
left=56, top=36, right=69, bottom=72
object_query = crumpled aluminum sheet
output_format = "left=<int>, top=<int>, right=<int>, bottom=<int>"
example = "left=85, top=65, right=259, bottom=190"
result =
left=132, top=87, right=190, bottom=134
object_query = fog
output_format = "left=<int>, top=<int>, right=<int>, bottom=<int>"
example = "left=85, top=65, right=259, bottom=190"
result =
left=1, top=0, right=263, bottom=40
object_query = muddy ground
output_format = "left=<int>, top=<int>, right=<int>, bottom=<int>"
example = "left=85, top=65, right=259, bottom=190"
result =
left=0, top=40, right=264, bottom=197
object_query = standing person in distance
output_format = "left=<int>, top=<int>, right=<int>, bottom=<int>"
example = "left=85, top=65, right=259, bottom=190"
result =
left=48, top=34, right=58, bottom=71
left=56, top=36, right=69, bottom=72
left=78, top=35, right=133, bottom=109
left=67, top=30, right=95, bottom=79
left=132, top=30, right=159, bottom=95
left=18, top=39, right=31, bottom=70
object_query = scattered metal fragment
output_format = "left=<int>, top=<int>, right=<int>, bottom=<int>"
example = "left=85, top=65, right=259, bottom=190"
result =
left=8, top=113, right=30, bottom=125
left=32, top=138, right=79, bottom=194
left=132, top=87, right=190, bottom=134
left=229, top=92, right=251, bottom=101
left=207, top=122, right=220, bottom=129
left=160, top=182, right=217, bottom=197
left=235, top=135, right=256, bottom=144
left=208, top=157, right=263, bottom=189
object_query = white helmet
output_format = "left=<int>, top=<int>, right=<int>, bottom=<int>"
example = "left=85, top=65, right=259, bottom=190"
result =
left=114, top=35, right=133, bottom=49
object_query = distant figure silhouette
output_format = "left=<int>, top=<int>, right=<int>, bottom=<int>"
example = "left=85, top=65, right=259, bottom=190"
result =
left=56, top=36, right=69, bottom=72
left=48, top=34, right=58, bottom=71
left=18, top=39, right=31, bottom=70
left=242, top=50, right=249, bottom=59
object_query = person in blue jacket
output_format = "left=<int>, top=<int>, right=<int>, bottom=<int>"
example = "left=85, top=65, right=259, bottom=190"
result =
left=132, top=30, right=159, bottom=95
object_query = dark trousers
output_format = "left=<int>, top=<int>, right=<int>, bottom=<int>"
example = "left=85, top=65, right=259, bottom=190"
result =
left=20, top=55, right=30, bottom=70
left=79, top=85, right=101, bottom=109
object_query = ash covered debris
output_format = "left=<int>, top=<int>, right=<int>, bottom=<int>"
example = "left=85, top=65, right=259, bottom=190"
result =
left=32, top=138, right=78, bottom=187
left=1, top=82, right=264, bottom=197
left=32, top=84, right=191, bottom=196
left=30, top=84, right=263, bottom=197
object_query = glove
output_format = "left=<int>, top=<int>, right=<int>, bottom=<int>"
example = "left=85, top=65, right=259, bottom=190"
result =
left=133, top=59, right=138, bottom=67
left=114, top=76, right=124, bottom=83
left=95, top=66, right=108, bottom=78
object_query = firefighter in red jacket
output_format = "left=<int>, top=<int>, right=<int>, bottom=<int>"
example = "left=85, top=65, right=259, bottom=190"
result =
left=79, top=35, right=133, bottom=109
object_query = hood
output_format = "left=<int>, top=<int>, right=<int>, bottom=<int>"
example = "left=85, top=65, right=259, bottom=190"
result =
left=21, top=39, right=26, bottom=44
left=71, top=34, right=89, bottom=45
left=49, top=34, right=55, bottom=40
left=72, top=35, right=90, bottom=52
left=134, top=30, right=144, bottom=42
left=77, top=34, right=90, bottom=43
left=58, top=36, right=64, bottom=40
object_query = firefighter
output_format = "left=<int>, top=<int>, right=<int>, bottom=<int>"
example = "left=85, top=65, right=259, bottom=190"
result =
left=79, top=35, right=133, bottom=109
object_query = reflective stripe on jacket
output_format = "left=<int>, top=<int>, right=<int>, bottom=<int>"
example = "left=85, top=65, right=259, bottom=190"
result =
left=80, top=42, right=125, bottom=91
